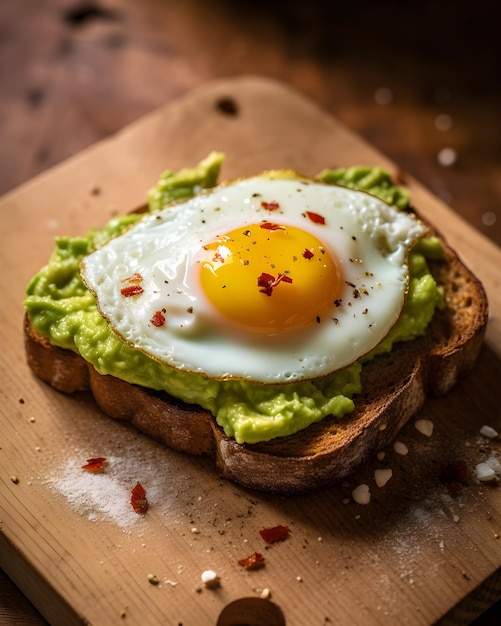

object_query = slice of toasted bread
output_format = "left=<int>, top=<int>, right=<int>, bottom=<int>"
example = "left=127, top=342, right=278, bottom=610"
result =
left=23, top=225, right=488, bottom=493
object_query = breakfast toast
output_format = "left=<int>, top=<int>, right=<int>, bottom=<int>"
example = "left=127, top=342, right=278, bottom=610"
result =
left=24, top=221, right=488, bottom=493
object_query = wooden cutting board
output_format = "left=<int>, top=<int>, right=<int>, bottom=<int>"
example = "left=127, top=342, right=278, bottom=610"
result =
left=1, top=76, right=500, bottom=626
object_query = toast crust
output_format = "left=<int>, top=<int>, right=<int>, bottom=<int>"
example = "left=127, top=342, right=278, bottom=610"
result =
left=24, top=232, right=488, bottom=493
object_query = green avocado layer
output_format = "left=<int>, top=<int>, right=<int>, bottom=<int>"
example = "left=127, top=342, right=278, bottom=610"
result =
left=24, top=152, right=444, bottom=444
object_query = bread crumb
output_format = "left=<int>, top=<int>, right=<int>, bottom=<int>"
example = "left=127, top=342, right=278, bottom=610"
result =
left=374, top=468, right=393, bottom=488
left=261, top=588, right=271, bottom=599
left=10, top=476, right=19, bottom=484
left=147, top=574, right=160, bottom=585
left=414, top=419, right=434, bottom=437
left=393, top=441, right=408, bottom=455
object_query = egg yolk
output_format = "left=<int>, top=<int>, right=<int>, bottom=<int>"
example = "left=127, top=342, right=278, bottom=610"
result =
left=199, top=223, right=343, bottom=334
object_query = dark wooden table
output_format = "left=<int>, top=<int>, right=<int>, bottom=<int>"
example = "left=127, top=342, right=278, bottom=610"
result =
left=1, top=1, right=500, bottom=623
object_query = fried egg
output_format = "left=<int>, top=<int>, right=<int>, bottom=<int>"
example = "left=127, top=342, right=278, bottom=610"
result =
left=80, top=172, right=427, bottom=383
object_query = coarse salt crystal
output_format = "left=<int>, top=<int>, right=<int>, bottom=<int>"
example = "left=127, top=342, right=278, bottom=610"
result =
left=480, top=425, right=499, bottom=439
left=352, top=483, right=371, bottom=505
left=475, top=463, right=496, bottom=483
left=201, top=569, right=220, bottom=588
left=374, top=468, right=393, bottom=488
left=486, top=456, right=501, bottom=474
left=393, top=441, right=409, bottom=455
left=415, top=419, right=434, bottom=437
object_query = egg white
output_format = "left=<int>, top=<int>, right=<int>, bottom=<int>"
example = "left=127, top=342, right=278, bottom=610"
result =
left=80, top=173, right=427, bottom=383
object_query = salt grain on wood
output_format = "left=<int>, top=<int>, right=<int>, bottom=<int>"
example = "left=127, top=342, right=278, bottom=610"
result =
left=415, top=419, right=434, bottom=437
left=374, top=469, right=393, bottom=488
left=352, top=484, right=371, bottom=505
left=393, top=441, right=409, bottom=455
left=201, top=570, right=220, bottom=588
left=480, top=425, right=499, bottom=439
left=475, top=463, right=496, bottom=483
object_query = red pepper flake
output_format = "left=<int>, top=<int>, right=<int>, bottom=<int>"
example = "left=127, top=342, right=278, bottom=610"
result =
left=302, top=248, right=314, bottom=260
left=305, top=211, right=326, bottom=225
left=258, top=272, right=293, bottom=296
left=238, top=552, right=265, bottom=569
left=259, top=524, right=290, bottom=544
left=440, top=460, right=468, bottom=496
left=123, top=272, right=143, bottom=284
left=213, top=250, right=225, bottom=263
left=120, top=284, right=144, bottom=297
left=260, top=222, right=285, bottom=231
left=120, top=273, right=144, bottom=297
left=150, top=310, right=166, bottom=327
left=261, top=200, right=280, bottom=211
left=131, top=482, right=149, bottom=514
left=82, top=457, right=107, bottom=472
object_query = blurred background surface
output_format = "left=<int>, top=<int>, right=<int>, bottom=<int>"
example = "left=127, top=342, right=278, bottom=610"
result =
left=1, top=0, right=500, bottom=623
left=1, top=0, right=500, bottom=247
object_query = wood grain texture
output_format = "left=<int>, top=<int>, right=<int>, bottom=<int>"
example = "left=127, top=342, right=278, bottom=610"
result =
left=1, top=76, right=501, bottom=626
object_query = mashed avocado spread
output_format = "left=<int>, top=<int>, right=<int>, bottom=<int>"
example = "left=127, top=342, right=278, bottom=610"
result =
left=24, top=152, right=444, bottom=444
